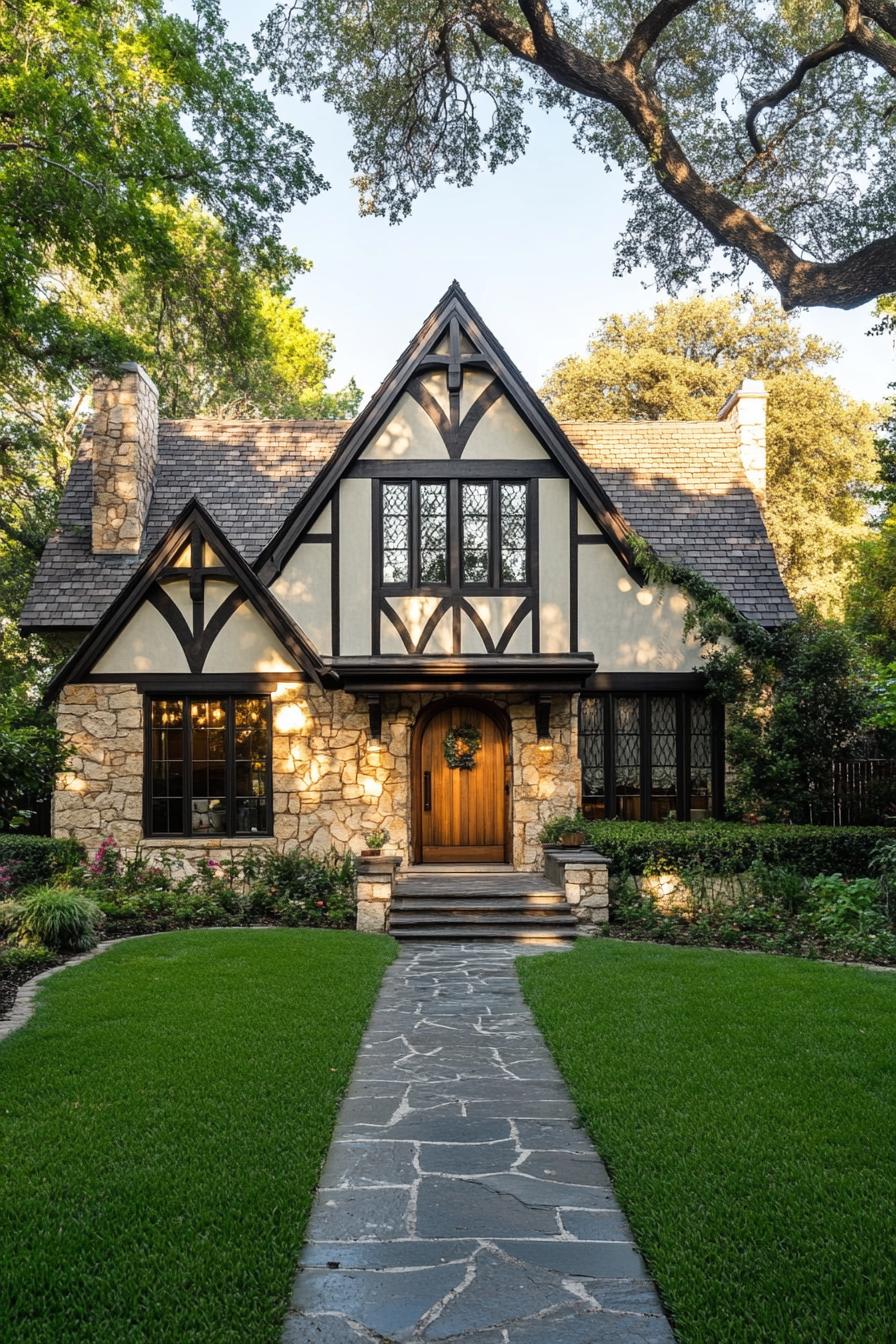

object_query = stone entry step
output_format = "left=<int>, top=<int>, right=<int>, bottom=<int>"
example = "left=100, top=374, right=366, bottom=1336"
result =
left=391, top=870, right=575, bottom=941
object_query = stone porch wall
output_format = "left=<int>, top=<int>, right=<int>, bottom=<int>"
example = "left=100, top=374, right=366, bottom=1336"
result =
left=53, top=683, right=581, bottom=870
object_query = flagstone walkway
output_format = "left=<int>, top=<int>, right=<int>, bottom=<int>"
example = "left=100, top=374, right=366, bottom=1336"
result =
left=283, top=942, right=674, bottom=1343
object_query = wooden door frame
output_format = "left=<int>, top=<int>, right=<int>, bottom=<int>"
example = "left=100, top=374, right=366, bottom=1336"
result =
left=411, top=696, right=511, bottom=865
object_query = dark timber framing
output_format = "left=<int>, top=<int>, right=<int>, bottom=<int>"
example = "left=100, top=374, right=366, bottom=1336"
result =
left=371, top=476, right=537, bottom=656
left=254, top=282, right=641, bottom=586
left=327, top=654, right=596, bottom=694
left=44, top=498, right=332, bottom=703
left=142, top=692, right=274, bottom=840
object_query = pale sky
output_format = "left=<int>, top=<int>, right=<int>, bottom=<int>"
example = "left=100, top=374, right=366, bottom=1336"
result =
left=216, top=2, right=895, bottom=410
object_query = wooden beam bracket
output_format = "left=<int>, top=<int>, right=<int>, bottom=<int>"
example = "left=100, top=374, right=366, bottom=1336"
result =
left=367, top=694, right=383, bottom=741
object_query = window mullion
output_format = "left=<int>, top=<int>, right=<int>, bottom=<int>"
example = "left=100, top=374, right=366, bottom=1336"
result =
left=226, top=697, right=236, bottom=836
left=490, top=480, right=500, bottom=587
left=640, top=694, right=650, bottom=821
left=410, top=481, right=419, bottom=588
left=183, top=696, right=192, bottom=838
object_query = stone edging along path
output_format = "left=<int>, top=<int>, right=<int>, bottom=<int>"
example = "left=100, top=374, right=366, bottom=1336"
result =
left=284, top=942, right=675, bottom=1344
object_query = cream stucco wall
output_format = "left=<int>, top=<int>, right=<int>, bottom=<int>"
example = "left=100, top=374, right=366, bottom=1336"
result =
left=93, top=602, right=190, bottom=675
left=338, top=478, right=372, bottom=654
left=202, top=601, right=297, bottom=674
left=273, top=543, right=332, bottom=654
left=464, top=395, right=549, bottom=459
left=361, top=393, right=446, bottom=460
left=539, top=478, right=571, bottom=654
left=577, top=543, right=701, bottom=671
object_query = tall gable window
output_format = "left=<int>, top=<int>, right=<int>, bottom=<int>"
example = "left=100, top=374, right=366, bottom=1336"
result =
left=147, top=695, right=272, bottom=837
left=580, top=692, right=722, bottom=821
left=419, top=483, right=448, bottom=582
left=382, top=484, right=411, bottom=584
left=380, top=479, right=530, bottom=593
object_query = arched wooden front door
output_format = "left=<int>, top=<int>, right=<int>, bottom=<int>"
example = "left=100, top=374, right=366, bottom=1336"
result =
left=415, top=702, right=508, bottom=863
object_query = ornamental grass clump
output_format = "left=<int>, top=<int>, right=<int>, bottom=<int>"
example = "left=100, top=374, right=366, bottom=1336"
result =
left=15, top=885, right=102, bottom=953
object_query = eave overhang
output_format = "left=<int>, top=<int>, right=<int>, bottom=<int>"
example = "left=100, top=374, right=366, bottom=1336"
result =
left=327, top=654, right=598, bottom=694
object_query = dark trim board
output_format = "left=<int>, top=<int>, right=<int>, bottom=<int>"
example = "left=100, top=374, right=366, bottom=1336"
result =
left=328, top=653, right=596, bottom=693
left=91, top=673, right=303, bottom=692
left=43, top=498, right=331, bottom=703
left=586, top=671, right=708, bottom=692
left=350, top=460, right=563, bottom=479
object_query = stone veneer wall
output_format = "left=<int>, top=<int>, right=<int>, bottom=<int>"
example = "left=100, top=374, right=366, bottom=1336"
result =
left=91, top=363, right=159, bottom=554
left=54, top=683, right=581, bottom=871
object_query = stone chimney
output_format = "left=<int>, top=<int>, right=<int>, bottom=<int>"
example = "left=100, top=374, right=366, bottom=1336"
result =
left=91, top=362, right=159, bottom=554
left=717, top=378, right=768, bottom=499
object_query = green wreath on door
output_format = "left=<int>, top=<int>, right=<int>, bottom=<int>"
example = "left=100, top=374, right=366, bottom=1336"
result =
left=443, top=723, right=482, bottom=770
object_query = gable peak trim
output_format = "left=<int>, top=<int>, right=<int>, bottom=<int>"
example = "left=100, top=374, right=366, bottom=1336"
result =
left=44, top=497, right=330, bottom=703
left=256, top=283, right=642, bottom=582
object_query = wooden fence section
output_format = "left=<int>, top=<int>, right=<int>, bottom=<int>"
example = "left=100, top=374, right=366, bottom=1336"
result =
left=812, top=759, right=896, bottom=827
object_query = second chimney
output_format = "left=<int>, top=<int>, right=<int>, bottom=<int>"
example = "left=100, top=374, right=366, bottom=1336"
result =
left=91, top=362, right=159, bottom=554
left=717, top=378, right=767, bottom=499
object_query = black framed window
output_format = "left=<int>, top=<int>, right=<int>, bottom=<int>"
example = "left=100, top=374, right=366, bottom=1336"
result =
left=419, top=483, right=448, bottom=582
left=580, top=691, right=723, bottom=821
left=461, top=482, right=490, bottom=583
left=382, top=483, right=411, bottom=583
left=688, top=697, right=714, bottom=819
left=499, top=482, right=528, bottom=583
left=380, top=479, right=531, bottom=592
left=147, top=695, right=272, bottom=837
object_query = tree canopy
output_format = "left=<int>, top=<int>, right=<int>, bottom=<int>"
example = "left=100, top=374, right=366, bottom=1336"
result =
left=1, top=0, right=321, bottom=375
left=541, top=294, right=878, bottom=616
left=257, top=0, right=896, bottom=310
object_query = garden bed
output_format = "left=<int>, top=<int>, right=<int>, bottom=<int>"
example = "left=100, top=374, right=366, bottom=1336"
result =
left=0, top=836, right=363, bottom=1019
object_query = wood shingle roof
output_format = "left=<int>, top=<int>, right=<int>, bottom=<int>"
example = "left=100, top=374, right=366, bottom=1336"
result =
left=21, top=413, right=793, bottom=631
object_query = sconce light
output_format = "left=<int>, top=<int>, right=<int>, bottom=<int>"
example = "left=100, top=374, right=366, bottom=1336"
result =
left=275, top=703, right=307, bottom=735
left=367, top=695, right=383, bottom=743
left=535, top=694, right=552, bottom=743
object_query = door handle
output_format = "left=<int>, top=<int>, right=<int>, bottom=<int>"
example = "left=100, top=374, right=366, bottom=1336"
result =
left=423, top=771, right=432, bottom=812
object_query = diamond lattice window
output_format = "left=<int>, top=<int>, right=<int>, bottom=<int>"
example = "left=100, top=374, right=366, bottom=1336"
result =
left=382, top=483, right=410, bottom=583
left=499, top=483, right=527, bottom=583
left=419, top=483, right=448, bottom=583
left=462, top=483, right=490, bottom=583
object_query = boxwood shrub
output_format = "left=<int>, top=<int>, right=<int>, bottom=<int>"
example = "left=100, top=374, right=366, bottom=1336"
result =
left=585, top=821, right=894, bottom=878
left=0, top=835, right=85, bottom=891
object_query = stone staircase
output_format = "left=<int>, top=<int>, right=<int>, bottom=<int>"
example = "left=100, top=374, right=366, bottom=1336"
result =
left=389, top=867, right=576, bottom=942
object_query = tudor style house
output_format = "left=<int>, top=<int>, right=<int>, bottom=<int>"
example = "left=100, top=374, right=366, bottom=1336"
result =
left=23, top=284, right=792, bottom=883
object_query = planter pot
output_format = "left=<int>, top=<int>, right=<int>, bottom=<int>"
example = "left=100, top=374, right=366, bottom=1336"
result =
left=361, top=849, right=384, bottom=858
left=558, top=831, right=586, bottom=848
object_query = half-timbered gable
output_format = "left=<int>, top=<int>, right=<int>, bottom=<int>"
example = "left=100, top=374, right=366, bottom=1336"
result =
left=24, top=283, right=793, bottom=872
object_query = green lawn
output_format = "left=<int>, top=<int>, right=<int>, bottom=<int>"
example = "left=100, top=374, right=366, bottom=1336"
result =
left=0, top=928, right=395, bottom=1344
left=518, top=940, right=896, bottom=1344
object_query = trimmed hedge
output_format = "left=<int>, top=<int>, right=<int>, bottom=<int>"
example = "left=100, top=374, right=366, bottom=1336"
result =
left=0, top=835, right=85, bottom=891
left=585, top=821, right=894, bottom=877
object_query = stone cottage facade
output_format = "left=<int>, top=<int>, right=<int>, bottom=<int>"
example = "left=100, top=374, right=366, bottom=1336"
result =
left=23, top=284, right=792, bottom=877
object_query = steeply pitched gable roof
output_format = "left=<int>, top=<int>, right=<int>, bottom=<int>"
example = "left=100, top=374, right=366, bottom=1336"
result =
left=255, top=281, right=639, bottom=581
left=43, top=498, right=329, bottom=701
left=21, top=286, right=794, bottom=634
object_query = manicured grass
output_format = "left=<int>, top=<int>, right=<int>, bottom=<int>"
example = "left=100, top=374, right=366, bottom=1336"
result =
left=518, top=940, right=896, bottom=1344
left=0, top=929, right=396, bottom=1344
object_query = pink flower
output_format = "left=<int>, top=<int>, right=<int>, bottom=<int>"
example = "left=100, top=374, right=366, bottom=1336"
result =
left=89, top=836, right=120, bottom=877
